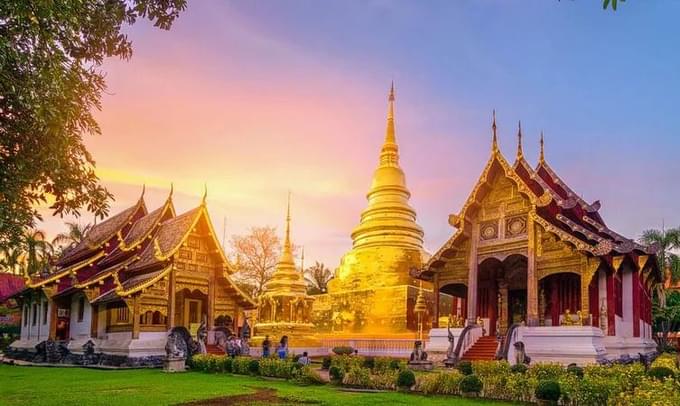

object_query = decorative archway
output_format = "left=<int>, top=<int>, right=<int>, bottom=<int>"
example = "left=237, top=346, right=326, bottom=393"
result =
left=540, top=272, right=581, bottom=326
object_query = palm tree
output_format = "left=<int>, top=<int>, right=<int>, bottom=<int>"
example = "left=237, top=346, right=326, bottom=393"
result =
left=52, top=222, right=91, bottom=251
left=0, top=246, right=25, bottom=275
left=22, top=230, right=53, bottom=276
left=640, top=226, right=680, bottom=306
left=304, top=261, right=334, bottom=295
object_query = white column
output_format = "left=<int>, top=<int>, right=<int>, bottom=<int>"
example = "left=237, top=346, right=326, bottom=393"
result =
left=466, top=222, right=479, bottom=325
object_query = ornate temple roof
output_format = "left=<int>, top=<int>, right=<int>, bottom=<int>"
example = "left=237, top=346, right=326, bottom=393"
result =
left=424, top=114, right=659, bottom=276
left=57, top=188, right=147, bottom=266
left=0, top=273, right=24, bottom=303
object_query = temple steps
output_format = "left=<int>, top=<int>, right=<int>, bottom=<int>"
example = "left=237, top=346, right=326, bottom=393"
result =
left=460, top=335, right=498, bottom=361
left=206, top=344, right=224, bottom=355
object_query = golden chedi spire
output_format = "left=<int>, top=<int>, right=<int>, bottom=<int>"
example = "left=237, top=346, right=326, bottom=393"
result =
left=350, top=83, right=424, bottom=251
left=262, top=193, right=307, bottom=296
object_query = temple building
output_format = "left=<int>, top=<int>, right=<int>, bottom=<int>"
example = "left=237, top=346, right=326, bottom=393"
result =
left=312, top=85, right=439, bottom=339
left=252, top=196, right=319, bottom=351
left=419, top=116, right=662, bottom=364
left=9, top=187, right=255, bottom=366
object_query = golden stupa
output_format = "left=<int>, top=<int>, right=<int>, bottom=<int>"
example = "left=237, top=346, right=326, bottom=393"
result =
left=312, top=84, right=435, bottom=337
left=252, top=196, right=320, bottom=348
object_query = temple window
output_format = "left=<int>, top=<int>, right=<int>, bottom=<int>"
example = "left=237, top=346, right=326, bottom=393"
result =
left=77, top=296, right=85, bottom=322
left=116, top=306, right=129, bottom=323
left=32, top=303, right=38, bottom=326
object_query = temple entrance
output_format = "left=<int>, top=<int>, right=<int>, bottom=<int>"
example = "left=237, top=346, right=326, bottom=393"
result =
left=439, top=283, right=467, bottom=326
left=175, top=288, right=208, bottom=335
left=477, top=254, right=527, bottom=336
left=540, top=273, right=581, bottom=326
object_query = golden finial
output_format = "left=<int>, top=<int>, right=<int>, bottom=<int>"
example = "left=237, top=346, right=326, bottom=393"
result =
left=491, top=110, right=498, bottom=152
left=300, top=246, right=305, bottom=273
left=201, top=183, right=207, bottom=205
left=385, top=82, right=396, bottom=144
left=140, top=184, right=146, bottom=199
left=169, top=182, right=174, bottom=199
left=516, top=120, right=524, bottom=160
left=285, top=191, right=292, bottom=251
left=539, top=131, right=545, bottom=164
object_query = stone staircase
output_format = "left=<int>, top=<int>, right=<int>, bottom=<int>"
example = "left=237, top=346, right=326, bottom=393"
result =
left=460, top=335, right=498, bottom=361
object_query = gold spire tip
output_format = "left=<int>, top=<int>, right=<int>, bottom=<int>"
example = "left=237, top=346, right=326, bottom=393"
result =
left=539, top=131, right=545, bottom=163
left=201, top=183, right=207, bottom=205
left=516, top=121, right=524, bottom=159
left=491, top=110, right=498, bottom=151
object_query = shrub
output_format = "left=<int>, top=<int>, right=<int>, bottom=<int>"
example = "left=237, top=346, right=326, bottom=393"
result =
left=535, top=379, right=561, bottom=401
left=651, top=353, right=678, bottom=371
left=529, top=363, right=565, bottom=381
left=373, top=357, right=392, bottom=374
left=246, top=359, right=259, bottom=375
left=330, top=354, right=364, bottom=372
left=321, top=356, right=331, bottom=370
left=459, top=374, right=483, bottom=394
left=222, top=356, right=233, bottom=373
left=611, top=376, right=680, bottom=406
left=332, top=346, right=354, bottom=355
left=232, top=357, right=252, bottom=375
left=396, top=370, right=416, bottom=390
left=371, top=370, right=398, bottom=391
left=329, top=366, right=344, bottom=383
left=566, top=365, right=584, bottom=378
left=457, top=361, right=473, bottom=375
left=293, top=365, right=325, bottom=385
left=259, top=358, right=295, bottom=378
left=416, top=371, right=463, bottom=395
left=648, top=366, right=675, bottom=380
left=363, top=356, right=375, bottom=370
left=342, top=366, right=372, bottom=389
left=389, top=358, right=402, bottom=371
left=510, top=364, right=528, bottom=374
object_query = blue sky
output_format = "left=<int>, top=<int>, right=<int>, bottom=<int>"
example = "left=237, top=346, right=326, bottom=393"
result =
left=41, top=0, right=680, bottom=266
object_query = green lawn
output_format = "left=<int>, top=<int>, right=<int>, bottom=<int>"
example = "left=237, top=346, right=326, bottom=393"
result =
left=0, top=364, right=516, bottom=406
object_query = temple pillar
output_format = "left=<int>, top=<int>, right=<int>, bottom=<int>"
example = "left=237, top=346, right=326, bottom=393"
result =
left=131, top=296, right=140, bottom=339
left=526, top=216, right=539, bottom=326
left=606, top=270, right=616, bottom=336
left=48, top=299, right=57, bottom=340
left=466, top=222, right=479, bottom=325
left=168, top=267, right=176, bottom=329
left=433, top=273, right=440, bottom=328
left=208, top=272, right=215, bottom=330
left=633, top=269, right=641, bottom=337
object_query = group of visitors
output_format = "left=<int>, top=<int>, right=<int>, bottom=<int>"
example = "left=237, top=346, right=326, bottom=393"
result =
left=225, top=335, right=249, bottom=357
left=261, top=335, right=310, bottom=365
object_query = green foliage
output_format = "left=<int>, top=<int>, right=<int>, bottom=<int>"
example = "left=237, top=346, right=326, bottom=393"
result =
left=472, top=360, right=509, bottom=399
left=247, top=359, right=260, bottom=375
left=566, top=365, right=584, bottom=378
left=509, top=364, right=528, bottom=374
left=292, top=365, right=325, bottom=385
left=389, top=358, right=403, bottom=371
left=231, top=357, right=252, bottom=375
left=459, top=374, right=483, bottom=394
left=332, top=346, right=354, bottom=355
left=528, top=363, right=565, bottom=381
left=342, top=367, right=372, bottom=389
left=259, top=358, right=295, bottom=378
left=328, top=366, right=344, bottom=383
left=0, top=0, right=187, bottom=250
left=651, top=353, right=679, bottom=371
left=362, top=356, right=375, bottom=370
left=603, top=0, right=625, bottom=11
left=648, top=366, right=676, bottom=380
left=416, top=371, right=463, bottom=395
left=321, top=356, right=331, bottom=370
left=535, top=379, right=561, bottom=401
left=370, top=370, right=398, bottom=391
left=611, top=376, right=680, bottom=406
left=396, top=370, right=415, bottom=390
left=456, top=361, right=473, bottom=375
left=330, top=354, right=364, bottom=372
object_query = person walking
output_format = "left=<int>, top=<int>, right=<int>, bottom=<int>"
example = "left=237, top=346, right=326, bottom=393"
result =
left=297, top=351, right=311, bottom=366
left=262, top=335, right=271, bottom=358
left=277, top=335, right=289, bottom=359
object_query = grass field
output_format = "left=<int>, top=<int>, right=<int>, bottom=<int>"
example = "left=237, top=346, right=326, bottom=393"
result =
left=0, top=364, right=516, bottom=406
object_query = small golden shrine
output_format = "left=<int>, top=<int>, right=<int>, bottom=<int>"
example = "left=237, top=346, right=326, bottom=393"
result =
left=252, top=196, right=319, bottom=347
left=312, top=84, right=438, bottom=337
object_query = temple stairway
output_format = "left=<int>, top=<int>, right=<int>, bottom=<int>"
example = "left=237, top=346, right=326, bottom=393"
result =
left=460, top=335, right=499, bottom=361
left=206, top=344, right=224, bottom=355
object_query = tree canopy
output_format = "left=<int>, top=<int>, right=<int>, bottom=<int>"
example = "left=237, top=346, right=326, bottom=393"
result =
left=0, top=0, right=186, bottom=252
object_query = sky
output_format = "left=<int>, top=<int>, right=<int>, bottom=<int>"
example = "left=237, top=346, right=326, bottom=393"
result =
left=38, top=0, right=680, bottom=268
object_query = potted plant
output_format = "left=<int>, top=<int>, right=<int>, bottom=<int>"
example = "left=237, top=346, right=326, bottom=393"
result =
left=459, top=374, right=483, bottom=397
left=535, top=379, right=561, bottom=406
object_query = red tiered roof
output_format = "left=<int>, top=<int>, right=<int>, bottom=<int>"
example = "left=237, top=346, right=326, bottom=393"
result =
left=0, top=274, right=25, bottom=303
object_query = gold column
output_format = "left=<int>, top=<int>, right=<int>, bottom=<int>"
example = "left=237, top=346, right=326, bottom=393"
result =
left=433, top=273, right=440, bottom=328
left=208, top=271, right=215, bottom=330
left=466, top=222, right=479, bottom=325
left=498, top=280, right=508, bottom=334
left=168, top=267, right=176, bottom=329
left=132, top=296, right=141, bottom=339
left=526, top=215, right=539, bottom=326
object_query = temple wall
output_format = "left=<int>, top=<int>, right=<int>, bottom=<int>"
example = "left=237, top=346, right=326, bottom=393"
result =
left=69, top=293, right=93, bottom=340
left=19, top=294, right=50, bottom=342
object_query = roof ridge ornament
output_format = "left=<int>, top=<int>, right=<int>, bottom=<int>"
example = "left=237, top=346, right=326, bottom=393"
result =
left=491, top=109, right=498, bottom=153
left=516, top=120, right=524, bottom=160
left=539, top=131, right=545, bottom=164
left=201, top=183, right=207, bottom=206
left=169, top=182, right=174, bottom=200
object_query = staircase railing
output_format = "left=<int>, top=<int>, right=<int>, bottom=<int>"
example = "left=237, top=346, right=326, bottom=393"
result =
left=451, top=324, right=482, bottom=364
left=496, top=323, right=521, bottom=360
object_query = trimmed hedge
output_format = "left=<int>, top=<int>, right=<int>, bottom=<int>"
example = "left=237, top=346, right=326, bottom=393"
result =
left=535, top=379, right=561, bottom=401
left=459, top=374, right=483, bottom=394
left=396, top=370, right=416, bottom=390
